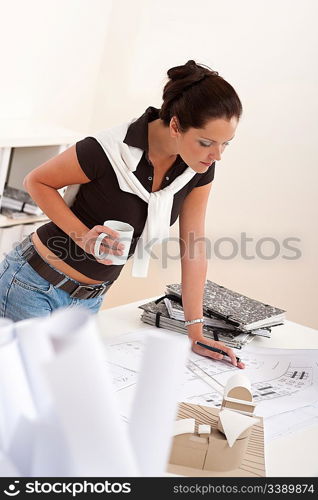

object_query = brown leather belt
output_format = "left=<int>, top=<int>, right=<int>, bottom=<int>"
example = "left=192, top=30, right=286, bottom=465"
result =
left=18, top=234, right=113, bottom=300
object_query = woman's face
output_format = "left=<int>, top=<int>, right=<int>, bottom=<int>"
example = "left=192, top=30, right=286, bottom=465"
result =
left=171, top=115, right=238, bottom=173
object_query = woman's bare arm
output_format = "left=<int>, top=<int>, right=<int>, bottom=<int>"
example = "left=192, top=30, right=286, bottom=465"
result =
left=179, top=183, right=211, bottom=338
left=23, top=145, right=123, bottom=262
left=179, top=182, right=244, bottom=368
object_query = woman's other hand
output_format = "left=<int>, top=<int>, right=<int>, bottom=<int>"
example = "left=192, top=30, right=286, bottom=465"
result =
left=191, top=337, right=245, bottom=369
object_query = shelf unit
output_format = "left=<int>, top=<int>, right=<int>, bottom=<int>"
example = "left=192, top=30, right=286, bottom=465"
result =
left=0, top=121, right=84, bottom=257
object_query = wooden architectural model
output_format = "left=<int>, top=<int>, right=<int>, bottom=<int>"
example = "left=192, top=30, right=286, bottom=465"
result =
left=168, top=374, right=265, bottom=476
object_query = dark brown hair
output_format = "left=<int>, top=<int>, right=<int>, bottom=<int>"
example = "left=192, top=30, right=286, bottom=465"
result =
left=159, top=60, right=242, bottom=131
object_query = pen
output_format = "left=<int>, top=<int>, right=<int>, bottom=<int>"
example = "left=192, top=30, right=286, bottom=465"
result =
left=194, top=341, right=241, bottom=363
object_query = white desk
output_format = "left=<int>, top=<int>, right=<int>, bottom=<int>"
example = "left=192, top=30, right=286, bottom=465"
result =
left=97, top=297, right=318, bottom=477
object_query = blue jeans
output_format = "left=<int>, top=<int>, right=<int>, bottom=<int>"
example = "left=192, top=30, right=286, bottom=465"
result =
left=0, top=239, right=112, bottom=322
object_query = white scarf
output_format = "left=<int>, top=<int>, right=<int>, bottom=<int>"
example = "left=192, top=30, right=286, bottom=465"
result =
left=65, top=119, right=196, bottom=278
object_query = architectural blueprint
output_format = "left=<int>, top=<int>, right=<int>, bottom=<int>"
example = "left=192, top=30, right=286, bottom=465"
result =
left=103, top=328, right=318, bottom=441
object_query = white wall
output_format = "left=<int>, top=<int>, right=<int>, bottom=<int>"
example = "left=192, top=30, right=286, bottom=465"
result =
left=0, top=0, right=112, bottom=129
left=0, top=0, right=317, bottom=329
left=94, top=0, right=318, bottom=330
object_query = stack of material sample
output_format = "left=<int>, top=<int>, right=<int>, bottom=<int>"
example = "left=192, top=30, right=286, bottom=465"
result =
left=139, top=280, right=286, bottom=349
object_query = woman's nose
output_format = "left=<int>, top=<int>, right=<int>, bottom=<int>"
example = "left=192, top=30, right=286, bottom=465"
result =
left=210, top=145, right=222, bottom=162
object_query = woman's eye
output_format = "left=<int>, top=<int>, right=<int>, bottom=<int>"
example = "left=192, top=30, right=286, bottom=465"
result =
left=199, top=141, right=230, bottom=147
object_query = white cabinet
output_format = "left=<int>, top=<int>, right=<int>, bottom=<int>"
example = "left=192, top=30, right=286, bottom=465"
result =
left=0, top=122, right=84, bottom=259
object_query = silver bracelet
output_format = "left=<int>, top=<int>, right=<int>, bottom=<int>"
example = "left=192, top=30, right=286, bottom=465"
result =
left=184, top=318, right=204, bottom=327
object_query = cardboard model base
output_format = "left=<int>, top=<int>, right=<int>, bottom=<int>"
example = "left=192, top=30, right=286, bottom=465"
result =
left=167, top=402, right=265, bottom=477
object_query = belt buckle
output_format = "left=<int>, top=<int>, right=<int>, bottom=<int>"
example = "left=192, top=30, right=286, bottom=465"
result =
left=70, top=283, right=107, bottom=299
left=91, top=283, right=109, bottom=298
left=21, top=244, right=35, bottom=261
left=88, top=283, right=109, bottom=299
left=70, top=284, right=96, bottom=299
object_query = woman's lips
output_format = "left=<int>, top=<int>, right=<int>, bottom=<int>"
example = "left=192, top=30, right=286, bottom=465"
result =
left=200, top=161, right=212, bottom=167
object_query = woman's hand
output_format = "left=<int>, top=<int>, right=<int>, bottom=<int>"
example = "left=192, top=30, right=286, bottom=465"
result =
left=77, top=225, right=124, bottom=265
left=191, top=337, right=245, bottom=369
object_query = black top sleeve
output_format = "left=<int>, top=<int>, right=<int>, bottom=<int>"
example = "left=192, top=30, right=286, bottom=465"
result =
left=194, top=162, right=215, bottom=187
left=75, top=137, right=107, bottom=181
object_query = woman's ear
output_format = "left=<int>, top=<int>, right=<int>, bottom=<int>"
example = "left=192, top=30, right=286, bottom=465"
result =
left=170, top=116, right=180, bottom=138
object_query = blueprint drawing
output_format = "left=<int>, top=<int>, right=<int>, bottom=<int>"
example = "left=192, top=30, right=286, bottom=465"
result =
left=103, top=329, right=318, bottom=440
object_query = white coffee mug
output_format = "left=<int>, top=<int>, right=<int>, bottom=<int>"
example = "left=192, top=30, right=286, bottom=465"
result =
left=93, top=220, right=134, bottom=265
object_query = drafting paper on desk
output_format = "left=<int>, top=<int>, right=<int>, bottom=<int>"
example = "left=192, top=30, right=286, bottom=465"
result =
left=104, top=328, right=205, bottom=418
left=265, top=401, right=318, bottom=441
left=167, top=402, right=265, bottom=477
left=104, top=329, right=318, bottom=443
left=104, top=331, right=146, bottom=372
left=189, top=346, right=318, bottom=418
left=43, top=307, right=138, bottom=477
left=129, top=332, right=190, bottom=476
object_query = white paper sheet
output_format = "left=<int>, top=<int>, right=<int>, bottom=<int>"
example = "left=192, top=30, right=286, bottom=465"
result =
left=14, top=317, right=55, bottom=415
left=104, top=331, right=146, bottom=372
left=0, top=326, right=37, bottom=450
left=43, top=307, right=138, bottom=476
left=128, top=332, right=190, bottom=476
left=264, top=402, right=318, bottom=442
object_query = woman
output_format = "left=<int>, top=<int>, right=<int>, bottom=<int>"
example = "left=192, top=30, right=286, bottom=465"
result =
left=0, top=60, right=244, bottom=368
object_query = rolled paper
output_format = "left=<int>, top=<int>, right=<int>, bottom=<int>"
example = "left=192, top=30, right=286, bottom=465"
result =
left=14, top=317, right=55, bottom=415
left=129, top=332, right=190, bottom=476
left=43, top=307, right=138, bottom=476
left=0, top=321, right=37, bottom=450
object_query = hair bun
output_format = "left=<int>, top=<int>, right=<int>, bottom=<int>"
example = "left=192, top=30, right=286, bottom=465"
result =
left=167, top=60, right=200, bottom=81
left=167, top=60, right=218, bottom=87
left=160, top=60, right=242, bottom=129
